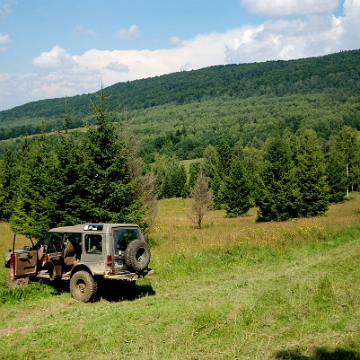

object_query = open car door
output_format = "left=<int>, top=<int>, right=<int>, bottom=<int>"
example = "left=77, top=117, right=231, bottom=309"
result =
left=12, top=250, right=38, bottom=277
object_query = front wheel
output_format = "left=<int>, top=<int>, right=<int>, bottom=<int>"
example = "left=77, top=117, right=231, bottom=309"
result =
left=70, top=271, right=98, bottom=302
left=6, top=271, right=29, bottom=289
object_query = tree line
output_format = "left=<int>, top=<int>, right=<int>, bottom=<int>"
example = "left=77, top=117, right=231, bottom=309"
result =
left=150, top=125, right=360, bottom=221
left=0, top=90, right=359, bottom=236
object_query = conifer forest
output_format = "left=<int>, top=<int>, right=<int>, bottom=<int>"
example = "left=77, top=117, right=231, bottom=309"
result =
left=0, top=49, right=360, bottom=235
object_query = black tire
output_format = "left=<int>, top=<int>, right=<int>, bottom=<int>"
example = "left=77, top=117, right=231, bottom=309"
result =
left=124, top=239, right=151, bottom=272
left=69, top=271, right=98, bottom=302
left=6, top=271, right=29, bottom=289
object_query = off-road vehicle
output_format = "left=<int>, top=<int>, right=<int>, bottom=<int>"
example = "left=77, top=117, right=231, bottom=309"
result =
left=4, top=223, right=151, bottom=302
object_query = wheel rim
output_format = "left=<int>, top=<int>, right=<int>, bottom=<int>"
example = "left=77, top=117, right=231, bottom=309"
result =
left=76, top=279, right=86, bottom=294
left=136, top=248, right=145, bottom=263
left=17, top=278, right=27, bottom=286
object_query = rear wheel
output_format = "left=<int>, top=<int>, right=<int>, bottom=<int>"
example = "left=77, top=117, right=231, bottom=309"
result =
left=6, top=271, right=29, bottom=288
left=70, top=271, right=98, bottom=302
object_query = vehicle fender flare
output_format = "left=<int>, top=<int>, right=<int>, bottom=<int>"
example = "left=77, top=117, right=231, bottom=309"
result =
left=70, top=264, right=94, bottom=278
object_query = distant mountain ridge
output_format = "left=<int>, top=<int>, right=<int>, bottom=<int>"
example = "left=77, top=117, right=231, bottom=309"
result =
left=0, top=49, right=359, bottom=143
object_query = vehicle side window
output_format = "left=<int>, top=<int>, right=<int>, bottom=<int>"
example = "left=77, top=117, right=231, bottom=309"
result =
left=65, top=233, right=82, bottom=259
left=85, top=234, right=102, bottom=254
left=43, top=233, right=63, bottom=253
left=114, top=229, right=140, bottom=252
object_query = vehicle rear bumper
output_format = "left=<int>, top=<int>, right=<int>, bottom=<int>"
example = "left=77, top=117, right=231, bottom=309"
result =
left=103, top=268, right=153, bottom=281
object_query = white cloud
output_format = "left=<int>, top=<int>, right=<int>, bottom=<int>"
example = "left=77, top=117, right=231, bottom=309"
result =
left=0, top=32, right=10, bottom=51
left=1, top=0, right=360, bottom=111
left=115, top=24, right=141, bottom=40
left=0, top=1, right=14, bottom=21
left=224, top=0, right=359, bottom=64
left=180, top=62, right=199, bottom=71
left=0, top=32, right=10, bottom=44
left=340, top=0, right=360, bottom=49
left=241, top=0, right=340, bottom=16
left=74, top=23, right=95, bottom=35
left=32, top=45, right=78, bottom=69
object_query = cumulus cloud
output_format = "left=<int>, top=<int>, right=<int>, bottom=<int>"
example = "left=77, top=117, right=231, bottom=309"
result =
left=115, top=24, right=141, bottom=40
left=3, top=45, right=101, bottom=109
left=32, top=45, right=78, bottom=69
left=1, top=0, right=360, bottom=111
left=241, top=0, right=340, bottom=16
left=340, top=0, right=360, bottom=49
left=224, top=0, right=360, bottom=64
left=224, top=17, right=339, bottom=64
left=74, top=23, right=96, bottom=35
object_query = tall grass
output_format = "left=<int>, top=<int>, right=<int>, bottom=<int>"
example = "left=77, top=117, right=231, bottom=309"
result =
left=0, top=194, right=359, bottom=359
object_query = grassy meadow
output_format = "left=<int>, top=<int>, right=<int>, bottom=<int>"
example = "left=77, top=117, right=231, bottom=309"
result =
left=0, top=194, right=360, bottom=359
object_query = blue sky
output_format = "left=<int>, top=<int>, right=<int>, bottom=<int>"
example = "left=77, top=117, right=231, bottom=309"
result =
left=0, top=0, right=359, bottom=111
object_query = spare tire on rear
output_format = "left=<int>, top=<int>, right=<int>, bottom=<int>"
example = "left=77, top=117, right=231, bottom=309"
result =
left=124, top=239, right=151, bottom=272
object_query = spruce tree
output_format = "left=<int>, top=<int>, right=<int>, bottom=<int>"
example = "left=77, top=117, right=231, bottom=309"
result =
left=217, top=139, right=232, bottom=178
left=188, top=161, right=201, bottom=189
left=77, top=88, right=145, bottom=224
left=210, top=172, right=223, bottom=210
left=223, top=160, right=251, bottom=217
left=0, top=149, right=18, bottom=220
left=176, top=164, right=188, bottom=198
left=326, top=136, right=347, bottom=203
left=296, top=130, right=329, bottom=217
left=202, top=145, right=220, bottom=180
left=54, top=109, right=87, bottom=225
left=256, top=136, right=299, bottom=222
left=10, top=130, right=61, bottom=238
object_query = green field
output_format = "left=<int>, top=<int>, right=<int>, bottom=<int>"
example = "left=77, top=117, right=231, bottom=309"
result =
left=0, top=194, right=360, bottom=359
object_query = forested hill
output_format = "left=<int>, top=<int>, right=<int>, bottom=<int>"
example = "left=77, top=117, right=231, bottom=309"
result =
left=0, top=49, right=359, bottom=141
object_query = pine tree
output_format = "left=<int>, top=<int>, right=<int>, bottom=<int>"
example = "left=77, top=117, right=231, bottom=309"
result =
left=217, top=139, right=232, bottom=178
left=326, top=136, right=347, bottom=203
left=0, top=137, right=31, bottom=221
left=223, top=160, right=251, bottom=217
left=10, top=130, right=61, bottom=238
left=77, top=88, right=145, bottom=224
left=202, top=145, right=220, bottom=180
left=54, top=107, right=87, bottom=225
left=151, top=154, right=178, bottom=198
left=0, top=149, right=18, bottom=220
left=296, top=130, right=329, bottom=217
left=210, top=172, right=224, bottom=210
left=256, top=136, right=299, bottom=222
left=188, top=161, right=201, bottom=189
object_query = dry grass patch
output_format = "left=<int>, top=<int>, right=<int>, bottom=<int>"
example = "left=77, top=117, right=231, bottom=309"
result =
left=149, top=193, right=360, bottom=256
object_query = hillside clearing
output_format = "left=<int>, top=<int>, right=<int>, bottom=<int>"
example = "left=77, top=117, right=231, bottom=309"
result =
left=0, top=195, right=360, bottom=359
